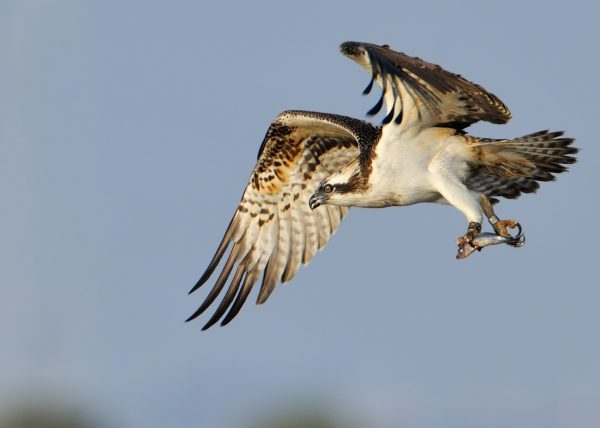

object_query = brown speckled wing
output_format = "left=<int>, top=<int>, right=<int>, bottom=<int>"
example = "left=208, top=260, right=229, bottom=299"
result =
left=340, top=41, right=511, bottom=129
left=187, top=110, right=376, bottom=330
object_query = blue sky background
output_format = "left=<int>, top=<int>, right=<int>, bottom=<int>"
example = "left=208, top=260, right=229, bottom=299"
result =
left=1, top=1, right=599, bottom=427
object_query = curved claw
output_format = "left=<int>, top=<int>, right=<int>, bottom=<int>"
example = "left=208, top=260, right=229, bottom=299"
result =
left=512, top=222, right=522, bottom=238
left=493, top=219, right=520, bottom=238
left=507, top=222, right=525, bottom=247
left=456, top=222, right=525, bottom=259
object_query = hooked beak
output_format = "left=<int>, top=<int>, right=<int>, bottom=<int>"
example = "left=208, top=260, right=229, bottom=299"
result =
left=309, top=192, right=326, bottom=210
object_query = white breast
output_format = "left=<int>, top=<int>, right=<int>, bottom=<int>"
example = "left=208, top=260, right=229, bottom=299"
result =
left=365, top=126, right=457, bottom=206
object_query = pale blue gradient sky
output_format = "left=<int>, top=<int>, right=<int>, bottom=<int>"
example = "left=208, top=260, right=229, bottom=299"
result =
left=1, top=1, right=599, bottom=428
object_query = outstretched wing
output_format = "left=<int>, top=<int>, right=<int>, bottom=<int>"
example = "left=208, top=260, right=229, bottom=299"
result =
left=188, top=110, right=377, bottom=330
left=340, top=41, right=511, bottom=130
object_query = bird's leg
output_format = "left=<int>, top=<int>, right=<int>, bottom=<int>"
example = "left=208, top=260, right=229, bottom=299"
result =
left=480, top=196, right=520, bottom=239
left=428, top=152, right=486, bottom=257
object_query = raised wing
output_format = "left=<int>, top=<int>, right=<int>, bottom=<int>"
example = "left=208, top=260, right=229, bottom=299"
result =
left=340, top=41, right=511, bottom=129
left=188, top=110, right=378, bottom=329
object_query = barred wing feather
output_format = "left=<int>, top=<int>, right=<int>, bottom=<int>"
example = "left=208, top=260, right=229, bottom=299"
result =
left=188, top=110, right=376, bottom=329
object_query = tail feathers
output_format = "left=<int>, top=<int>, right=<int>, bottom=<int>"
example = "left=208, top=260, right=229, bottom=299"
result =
left=472, top=130, right=577, bottom=181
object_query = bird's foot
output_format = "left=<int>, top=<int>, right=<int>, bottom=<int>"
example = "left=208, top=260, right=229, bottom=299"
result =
left=490, top=218, right=524, bottom=247
left=491, top=218, right=518, bottom=237
left=456, top=222, right=482, bottom=259
left=456, top=221, right=526, bottom=259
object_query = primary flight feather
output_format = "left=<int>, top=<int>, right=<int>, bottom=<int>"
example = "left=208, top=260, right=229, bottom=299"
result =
left=188, top=41, right=577, bottom=330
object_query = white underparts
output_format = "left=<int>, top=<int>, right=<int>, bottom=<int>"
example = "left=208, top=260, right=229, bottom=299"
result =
left=428, top=150, right=483, bottom=224
left=337, top=126, right=485, bottom=225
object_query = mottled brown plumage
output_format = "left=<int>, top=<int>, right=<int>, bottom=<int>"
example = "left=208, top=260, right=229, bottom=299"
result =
left=188, top=111, right=377, bottom=329
left=340, top=41, right=511, bottom=128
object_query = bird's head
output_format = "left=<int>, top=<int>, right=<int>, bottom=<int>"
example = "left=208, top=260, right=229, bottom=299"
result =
left=309, top=181, right=336, bottom=209
left=309, top=163, right=364, bottom=209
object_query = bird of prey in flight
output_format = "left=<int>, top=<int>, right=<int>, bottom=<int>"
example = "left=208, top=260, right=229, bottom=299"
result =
left=188, top=41, right=577, bottom=330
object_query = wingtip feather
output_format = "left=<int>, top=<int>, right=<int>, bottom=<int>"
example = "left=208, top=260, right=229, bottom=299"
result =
left=362, top=76, right=374, bottom=95
left=200, top=264, right=246, bottom=330
left=221, top=271, right=258, bottom=326
left=366, top=92, right=384, bottom=116
left=189, top=222, right=235, bottom=294
left=382, top=105, right=395, bottom=124
left=188, top=277, right=206, bottom=294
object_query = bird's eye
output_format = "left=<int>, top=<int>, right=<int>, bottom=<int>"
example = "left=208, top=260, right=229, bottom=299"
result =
left=323, top=184, right=334, bottom=193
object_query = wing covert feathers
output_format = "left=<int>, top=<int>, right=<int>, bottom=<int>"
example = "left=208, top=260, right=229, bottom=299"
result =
left=189, top=111, right=374, bottom=329
left=340, top=41, right=511, bottom=129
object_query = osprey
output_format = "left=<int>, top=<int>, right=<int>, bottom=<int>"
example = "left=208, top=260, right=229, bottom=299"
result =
left=188, top=42, right=577, bottom=330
